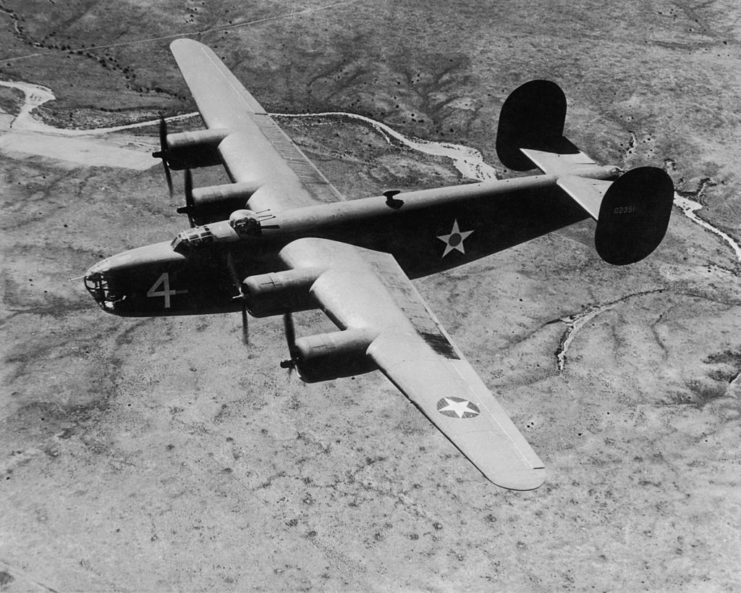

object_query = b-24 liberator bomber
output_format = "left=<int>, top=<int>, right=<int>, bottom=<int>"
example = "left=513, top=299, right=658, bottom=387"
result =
left=84, top=39, right=673, bottom=490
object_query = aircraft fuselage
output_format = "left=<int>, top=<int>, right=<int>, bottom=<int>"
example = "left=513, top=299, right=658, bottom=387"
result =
left=84, top=174, right=589, bottom=317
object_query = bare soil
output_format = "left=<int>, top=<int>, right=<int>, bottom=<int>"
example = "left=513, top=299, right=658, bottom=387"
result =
left=1, top=1, right=740, bottom=592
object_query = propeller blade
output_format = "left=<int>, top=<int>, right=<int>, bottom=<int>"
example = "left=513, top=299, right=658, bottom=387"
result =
left=154, top=116, right=173, bottom=197
left=280, top=312, right=299, bottom=373
left=241, top=303, right=249, bottom=345
left=283, top=313, right=297, bottom=356
left=226, top=250, right=249, bottom=346
left=184, top=168, right=195, bottom=227
left=162, top=160, right=173, bottom=198
left=158, top=115, right=167, bottom=150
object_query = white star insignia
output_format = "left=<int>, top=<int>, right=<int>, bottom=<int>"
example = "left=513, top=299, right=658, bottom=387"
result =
left=436, top=397, right=480, bottom=419
left=437, top=219, right=473, bottom=257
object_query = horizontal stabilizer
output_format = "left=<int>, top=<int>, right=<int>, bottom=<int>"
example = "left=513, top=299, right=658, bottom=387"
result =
left=557, top=175, right=612, bottom=220
left=521, top=148, right=621, bottom=180
left=521, top=147, right=596, bottom=175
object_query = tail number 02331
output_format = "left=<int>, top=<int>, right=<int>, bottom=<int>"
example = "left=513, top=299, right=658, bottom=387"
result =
left=146, top=272, right=188, bottom=309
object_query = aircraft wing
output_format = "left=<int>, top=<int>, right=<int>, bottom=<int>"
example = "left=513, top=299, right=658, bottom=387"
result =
left=170, top=38, right=344, bottom=211
left=280, top=238, right=545, bottom=490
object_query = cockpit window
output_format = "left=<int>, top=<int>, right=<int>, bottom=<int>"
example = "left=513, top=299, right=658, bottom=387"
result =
left=171, top=226, right=215, bottom=253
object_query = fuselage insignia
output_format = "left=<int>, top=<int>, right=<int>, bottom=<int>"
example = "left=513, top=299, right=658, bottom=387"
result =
left=437, top=219, right=474, bottom=257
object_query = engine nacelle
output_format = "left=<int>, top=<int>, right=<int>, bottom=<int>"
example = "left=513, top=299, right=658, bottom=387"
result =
left=242, top=268, right=323, bottom=317
left=189, top=182, right=257, bottom=225
left=165, top=128, right=229, bottom=170
left=293, top=328, right=377, bottom=383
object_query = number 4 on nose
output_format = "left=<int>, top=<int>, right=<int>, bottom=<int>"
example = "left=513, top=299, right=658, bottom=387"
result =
left=146, top=272, right=188, bottom=309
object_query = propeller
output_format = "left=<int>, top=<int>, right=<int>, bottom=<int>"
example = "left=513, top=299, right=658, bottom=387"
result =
left=280, top=312, right=299, bottom=374
left=226, top=251, right=249, bottom=344
left=240, top=305, right=249, bottom=345
left=175, top=168, right=196, bottom=227
left=152, top=116, right=173, bottom=197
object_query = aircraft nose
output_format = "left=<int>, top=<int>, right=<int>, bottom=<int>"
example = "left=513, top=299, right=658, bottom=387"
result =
left=83, top=268, right=105, bottom=309
left=83, top=259, right=118, bottom=311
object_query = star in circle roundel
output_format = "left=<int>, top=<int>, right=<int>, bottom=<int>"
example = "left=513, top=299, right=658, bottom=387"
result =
left=436, top=397, right=480, bottom=419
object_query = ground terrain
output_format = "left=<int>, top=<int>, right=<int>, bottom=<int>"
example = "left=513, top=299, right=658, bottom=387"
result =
left=1, top=1, right=740, bottom=592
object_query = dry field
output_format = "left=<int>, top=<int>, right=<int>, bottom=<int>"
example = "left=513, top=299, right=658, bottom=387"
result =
left=1, top=1, right=740, bottom=591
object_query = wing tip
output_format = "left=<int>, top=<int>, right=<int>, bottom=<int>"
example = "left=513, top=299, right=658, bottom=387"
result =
left=170, top=37, right=203, bottom=53
left=488, top=467, right=546, bottom=491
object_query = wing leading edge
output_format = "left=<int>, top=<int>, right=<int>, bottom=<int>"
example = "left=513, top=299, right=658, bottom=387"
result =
left=280, top=238, right=545, bottom=490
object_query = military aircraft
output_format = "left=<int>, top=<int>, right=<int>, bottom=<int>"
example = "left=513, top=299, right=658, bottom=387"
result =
left=84, top=39, right=673, bottom=490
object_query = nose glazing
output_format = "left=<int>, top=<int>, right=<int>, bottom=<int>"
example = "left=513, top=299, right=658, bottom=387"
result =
left=83, top=261, right=120, bottom=311
left=84, top=270, right=107, bottom=309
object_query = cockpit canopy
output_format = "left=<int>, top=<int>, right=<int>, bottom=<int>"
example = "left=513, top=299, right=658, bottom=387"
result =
left=171, top=226, right=215, bottom=254
left=170, top=210, right=262, bottom=254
